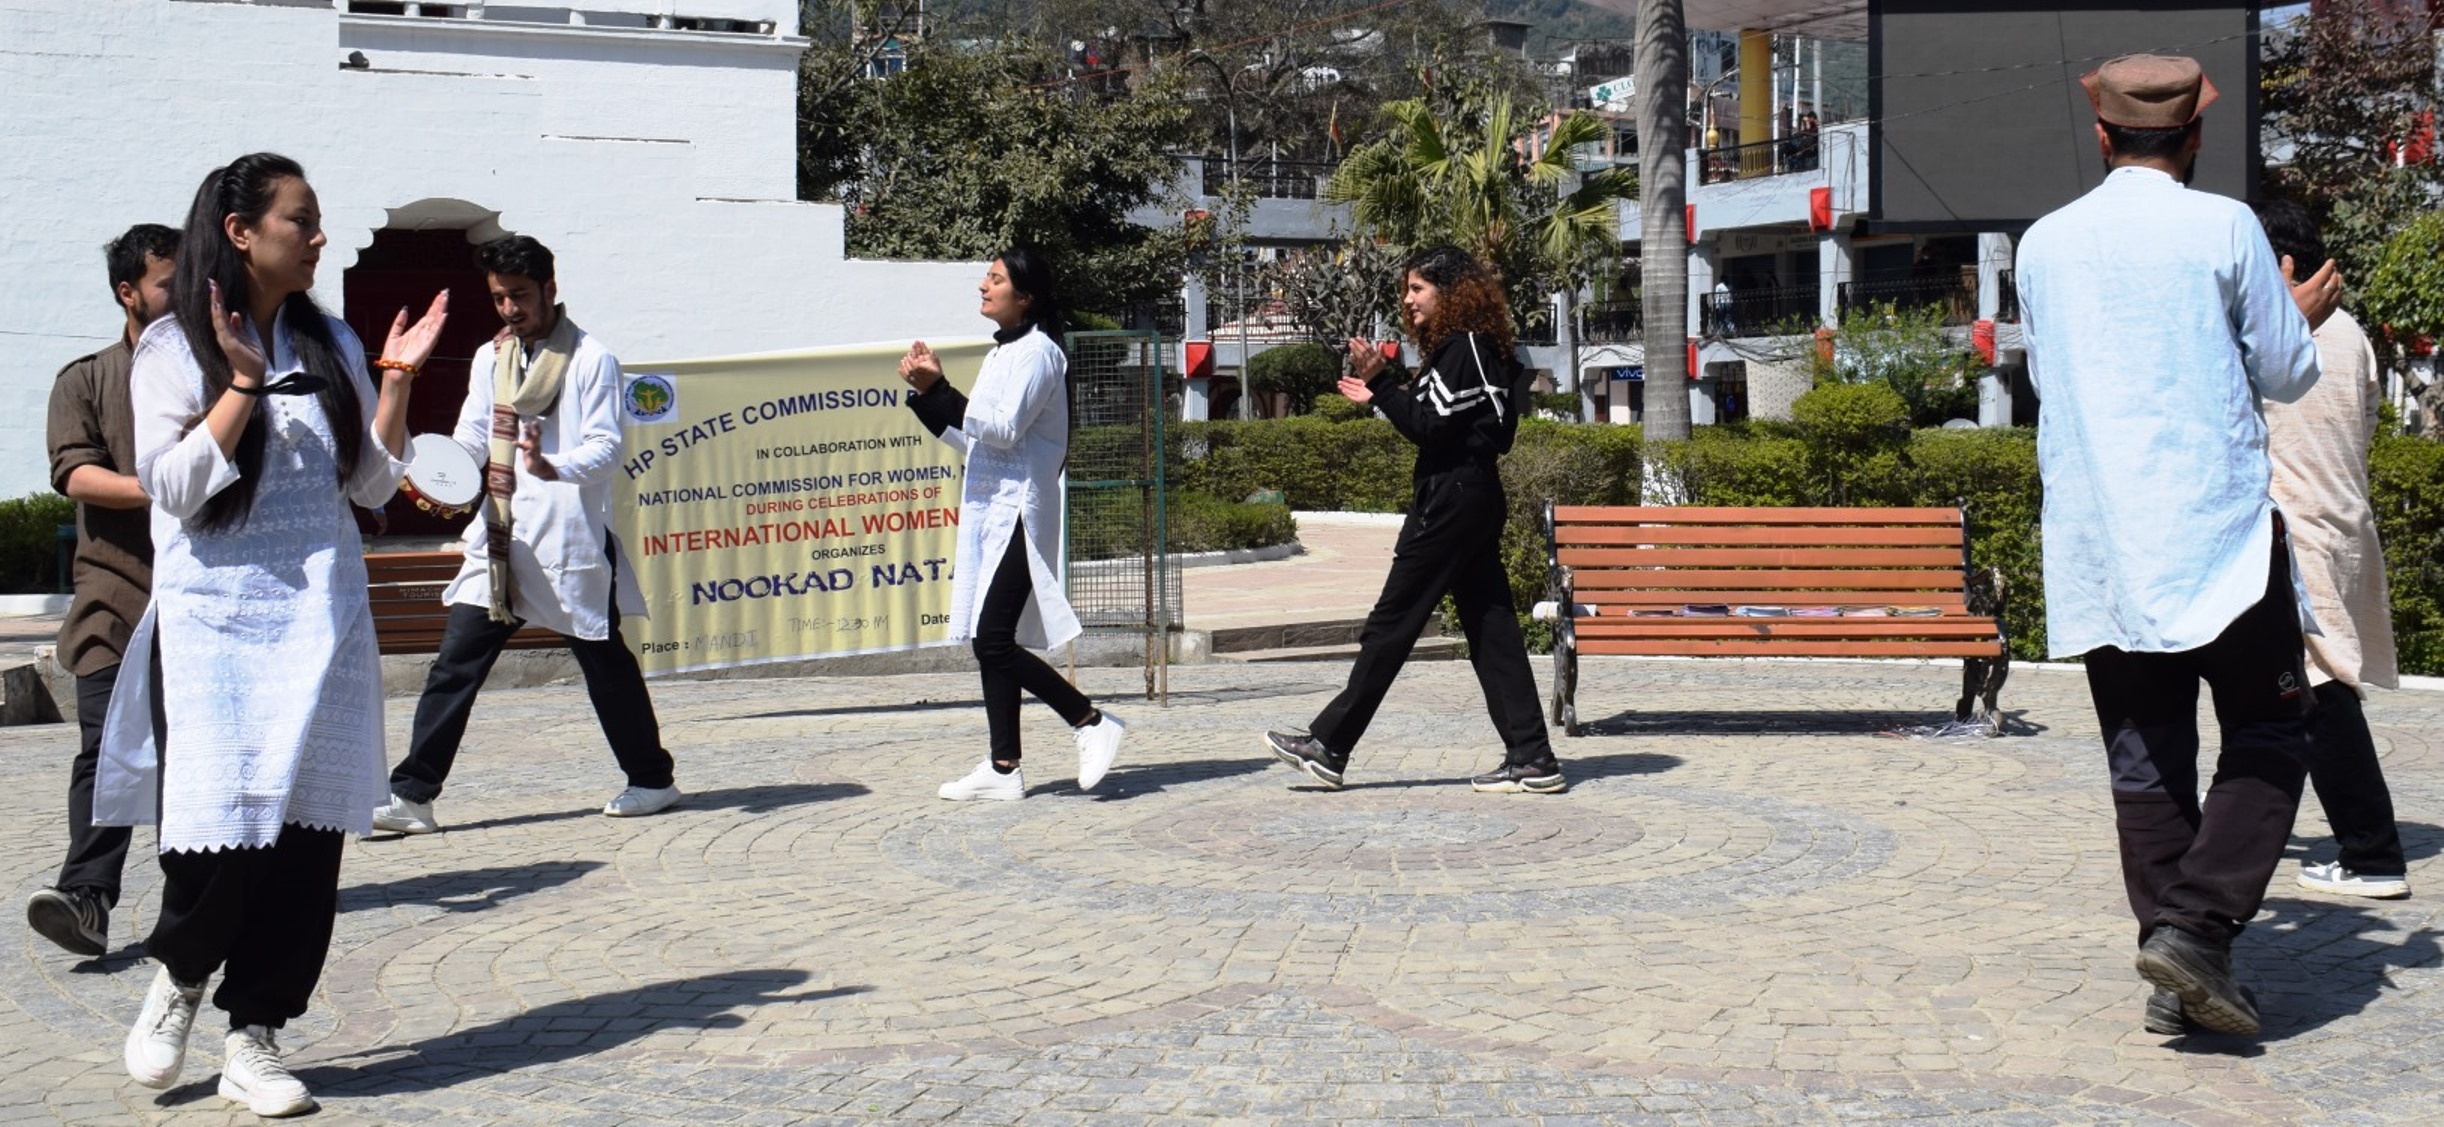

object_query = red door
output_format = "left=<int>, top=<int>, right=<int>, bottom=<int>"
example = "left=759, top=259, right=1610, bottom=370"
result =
left=342, top=228, right=496, bottom=539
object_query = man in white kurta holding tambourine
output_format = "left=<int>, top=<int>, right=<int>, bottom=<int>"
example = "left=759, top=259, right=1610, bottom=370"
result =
left=372, top=235, right=678, bottom=835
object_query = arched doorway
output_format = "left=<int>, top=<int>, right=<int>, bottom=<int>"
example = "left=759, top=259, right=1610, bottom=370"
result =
left=342, top=225, right=496, bottom=539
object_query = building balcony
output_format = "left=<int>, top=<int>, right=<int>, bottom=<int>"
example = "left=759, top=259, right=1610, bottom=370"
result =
left=1836, top=276, right=1977, bottom=326
left=1702, top=283, right=1820, bottom=339
left=1578, top=299, right=1644, bottom=343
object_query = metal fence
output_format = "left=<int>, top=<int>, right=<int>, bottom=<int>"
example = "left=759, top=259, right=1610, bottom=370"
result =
left=1062, top=330, right=1179, bottom=701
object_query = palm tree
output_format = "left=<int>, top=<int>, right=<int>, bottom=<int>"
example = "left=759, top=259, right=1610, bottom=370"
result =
left=1322, top=83, right=1637, bottom=334
left=1637, top=0, right=1693, bottom=444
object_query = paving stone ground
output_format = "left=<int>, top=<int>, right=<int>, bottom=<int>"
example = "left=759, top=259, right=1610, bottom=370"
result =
left=0, top=656, right=2436, bottom=1124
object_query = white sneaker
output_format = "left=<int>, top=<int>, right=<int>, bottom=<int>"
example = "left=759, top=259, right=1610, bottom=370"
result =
left=219, top=1025, right=315, bottom=1117
left=1075, top=711, right=1125, bottom=791
left=603, top=784, right=682, bottom=818
left=938, top=760, right=1024, bottom=801
left=2299, top=861, right=2411, bottom=899
left=124, top=967, right=203, bottom=1088
left=370, top=792, right=438, bottom=835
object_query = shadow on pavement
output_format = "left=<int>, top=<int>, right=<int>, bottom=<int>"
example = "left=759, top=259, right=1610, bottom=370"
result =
left=2234, top=898, right=2440, bottom=1046
left=723, top=698, right=979, bottom=722
left=339, top=861, right=607, bottom=915
left=1577, top=708, right=2013, bottom=737
left=1042, top=755, right=1277, bottom=801
left=682, top=781, right=873, bottom=814
left=282, top=970, right=860, bottom=1097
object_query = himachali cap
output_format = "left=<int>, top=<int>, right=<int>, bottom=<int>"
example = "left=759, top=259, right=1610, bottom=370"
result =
left=2080, top=53, right=2219, bottom=129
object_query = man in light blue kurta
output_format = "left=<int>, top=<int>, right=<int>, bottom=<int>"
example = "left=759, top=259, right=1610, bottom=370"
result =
left=2018, top=53, right=2343, bottom=1039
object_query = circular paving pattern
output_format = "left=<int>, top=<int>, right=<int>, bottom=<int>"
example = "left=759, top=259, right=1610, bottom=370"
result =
left=0, top=659, right=2436, bottom=1125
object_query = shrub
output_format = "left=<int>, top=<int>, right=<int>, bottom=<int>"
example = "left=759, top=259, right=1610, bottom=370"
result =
left=1066, top=488, right=1296, bottom=561
left=1310, top=393, right=1373, bottom=423
left=2371, top=431, right=2444, bottom=675
left=1246, top=342, right=1342, bottom=415
left=0, top=492, right=76, bottom=594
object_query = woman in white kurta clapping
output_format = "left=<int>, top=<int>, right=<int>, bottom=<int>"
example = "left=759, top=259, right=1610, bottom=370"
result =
left=102, top=153, right=448, bottom=1116
left=899, top=248, right=1124, bottom=800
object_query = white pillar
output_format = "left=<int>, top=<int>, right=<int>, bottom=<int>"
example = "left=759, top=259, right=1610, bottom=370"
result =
left=1817, top=227, right=1853, bottom=329
left=1977, top=231, right=2014, bottom=427
left=1184, top=379, right=1212, bottom=422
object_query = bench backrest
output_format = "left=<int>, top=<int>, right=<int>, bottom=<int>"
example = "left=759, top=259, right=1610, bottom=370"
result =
left=1551, top=505, right=1973, bottom=610
left=365, top=551, right=562, bottom=655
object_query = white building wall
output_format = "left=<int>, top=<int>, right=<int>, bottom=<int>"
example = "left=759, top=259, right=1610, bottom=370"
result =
left=0, top=0, right=982, bottom=498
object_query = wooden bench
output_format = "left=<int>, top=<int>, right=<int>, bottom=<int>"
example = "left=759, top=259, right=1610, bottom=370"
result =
left=366, top=551, right=561, bottom=656
left=1541, top=504, right=2008, bottom=736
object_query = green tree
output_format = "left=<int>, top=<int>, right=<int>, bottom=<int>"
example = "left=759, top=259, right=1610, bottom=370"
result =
left=2357, top=210, right=2444, bottom=433
left=1266, top=234, right=1402, bottom=348
left=1809, top=302, right=1982, bottom=427
left=2261, top=1, right=2443, bottom=287
left=1322, top=80, right=1637, bottom=326
left=797, top=4, right=1196, bottom=317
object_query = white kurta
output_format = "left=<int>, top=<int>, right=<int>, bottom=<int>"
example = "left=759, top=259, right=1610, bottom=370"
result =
left=97, top=311, right=408, bottom=850
left=439, top=329, right=644, bottom=638
left=932, top=326, right=1079, bottom=651
left=2018, top=166, right=2323, bottom=657
left=2265, top=309, right=2399, bottom=692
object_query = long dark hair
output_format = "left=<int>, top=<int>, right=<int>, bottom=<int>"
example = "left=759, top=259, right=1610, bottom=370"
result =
left=171, top=153, right=364, bottom=532
left=996, top=245, right=1066, bottom=348
left=1403, top=243, right=1515, bottom=358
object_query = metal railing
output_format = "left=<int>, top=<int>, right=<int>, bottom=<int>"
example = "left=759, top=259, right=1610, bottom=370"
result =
left=1701, top=284, right=1821, bottom=338
left=1836, top=276, right=1977, bottom=326
left=1697, top=133, right=1822, bottom=185
left=1577, top=300, right=1644, bottom=342
left=1200, top=157, right=1337, bottom=200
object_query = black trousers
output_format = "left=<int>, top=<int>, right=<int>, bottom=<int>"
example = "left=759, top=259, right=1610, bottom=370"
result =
left=57, top=666, right=133, bottom=904
left=1311, top=465, right=1554, bottom=766
left=391, top=598, right=672, bottom=804
left=2084, top=526, right=2313, bottom=946
left=2305, top=679, right=2406, bottom=875
left=147, top=823, right=343, bottom=1031
left=974, top=517, right=1094, bottom=761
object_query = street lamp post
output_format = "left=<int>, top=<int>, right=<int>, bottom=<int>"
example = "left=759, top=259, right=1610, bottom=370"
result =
left=1188, top=52, right=1253, bottom=421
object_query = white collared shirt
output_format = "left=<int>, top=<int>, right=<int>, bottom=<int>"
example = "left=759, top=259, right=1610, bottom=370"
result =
left=2018, top=166, right=2322, bottom=657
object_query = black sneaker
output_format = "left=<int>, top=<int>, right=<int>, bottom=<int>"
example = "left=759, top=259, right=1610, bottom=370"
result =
left=1470, top=761, right=1568, bottom=794
left=26, top=886, right=108, bottom=958
left=1265, top=730, right=1346, bottom=789
left=2134, top=926, right=2260, bottom=1035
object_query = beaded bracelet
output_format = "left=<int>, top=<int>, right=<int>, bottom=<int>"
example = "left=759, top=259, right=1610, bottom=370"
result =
left=373, top=358, right=419, bottom=376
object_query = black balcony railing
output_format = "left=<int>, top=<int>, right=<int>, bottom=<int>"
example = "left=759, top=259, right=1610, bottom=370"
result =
left=1201, top=158, right=1337, bottom=200
left=1701, top=283, right=1820, bottom=338
left=1836, top=276, right=1977, bottom=326
left=1697, top=133, right=1822, bottom=185
left=1994, top=269, right=2019, bottom=322
left=1577, top=300, right=1644, bottom=342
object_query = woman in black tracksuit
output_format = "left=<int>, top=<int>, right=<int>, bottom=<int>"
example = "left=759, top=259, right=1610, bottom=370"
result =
left=1264, top=244, right=1564, bottom=793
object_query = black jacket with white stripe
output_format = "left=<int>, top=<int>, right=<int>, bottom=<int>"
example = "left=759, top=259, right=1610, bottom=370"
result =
left=1365, top=330, right=1526, bottom=480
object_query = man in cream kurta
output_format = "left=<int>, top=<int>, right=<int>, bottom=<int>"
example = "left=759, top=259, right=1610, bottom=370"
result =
left=2018, top=54, right=2342, bottom=1038
left=2255, top=200, right=2409, bottom=899
left=372, top=236, right=676, bottom=833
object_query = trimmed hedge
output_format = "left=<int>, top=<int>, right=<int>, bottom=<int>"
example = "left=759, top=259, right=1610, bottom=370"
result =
left=0, top=492, right=75, bottom=594
left=1067, top=486, right=1296, bottom=562
left=2372, top=431, right=2444, bottom=675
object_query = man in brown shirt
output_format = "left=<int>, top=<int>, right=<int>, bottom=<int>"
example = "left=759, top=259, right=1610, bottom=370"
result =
left=27, top=223, right=174, bottom=958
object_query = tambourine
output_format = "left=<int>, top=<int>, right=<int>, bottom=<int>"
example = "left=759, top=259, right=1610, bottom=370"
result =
left=399, top=434, right=482, bottom=518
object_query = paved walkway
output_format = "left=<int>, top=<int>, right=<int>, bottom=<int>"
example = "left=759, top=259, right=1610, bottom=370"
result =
left=1, top=654, right=2437, bottom=1124
left=1180, top=512, right=1403, bottom=634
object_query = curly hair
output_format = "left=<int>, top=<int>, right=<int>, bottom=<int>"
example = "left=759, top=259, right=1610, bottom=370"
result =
left=1402, top=244, right=1514, bottom=359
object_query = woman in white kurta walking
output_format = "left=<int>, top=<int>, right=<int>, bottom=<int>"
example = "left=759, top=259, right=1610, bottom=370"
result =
left=898, top=249, right=1124, bottom=800
left=103, top=153, right=447, bottom=1116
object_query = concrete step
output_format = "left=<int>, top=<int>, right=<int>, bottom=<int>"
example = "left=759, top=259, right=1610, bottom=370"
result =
left=1207, top=614, right=1442, bottom=654
left=1219, top=636, right=1465, bottom=664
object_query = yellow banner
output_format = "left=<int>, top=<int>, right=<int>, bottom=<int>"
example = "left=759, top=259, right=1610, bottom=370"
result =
left=613, top=338, right=991, bottom=675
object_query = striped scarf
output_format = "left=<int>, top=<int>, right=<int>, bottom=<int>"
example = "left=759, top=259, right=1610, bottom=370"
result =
left=485, top=307, right=578, bottom=623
